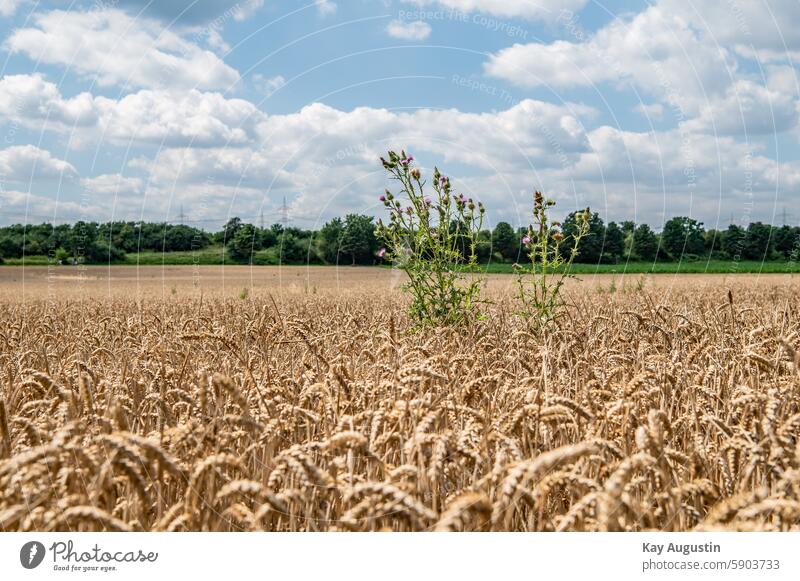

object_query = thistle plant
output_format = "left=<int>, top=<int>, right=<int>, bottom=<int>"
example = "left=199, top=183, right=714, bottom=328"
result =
left=376, top=150, right=485, bottom=327
left=514, top=192, right=590, bottom=326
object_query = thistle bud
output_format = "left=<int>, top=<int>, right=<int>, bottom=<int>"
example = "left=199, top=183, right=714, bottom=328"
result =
left=411, top=168, right=421, bottom=180
left=553, top=232, right=564, bottom=242
left=534, top=191, right=544, bottom=207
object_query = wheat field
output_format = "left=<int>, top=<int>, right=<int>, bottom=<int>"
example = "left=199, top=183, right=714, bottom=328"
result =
left=0, top=267, right=799, bottom=532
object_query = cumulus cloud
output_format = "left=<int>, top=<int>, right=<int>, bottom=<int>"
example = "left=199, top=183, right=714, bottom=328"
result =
left=660, top=0, right=800, bottom=60
left=483, top=2, right=800, bottom=139
left=402, top=0, right=588, bottom=21
left=633, top=103, right=664, bottom=120
left=0, top=74, right=98, bottom=129
left=4, top=9, right=240, bottom=91
left=0, top=74, right=264, bottom=146
left=85, top=94, right=786, bottom=225
left=387, top=20, right=432, bottom=41
left=316, top=1, right=337, bottom=16
left=254, top=100, right=594, bottom=172
left=253, top=74, right=286, bottom=97
left=485, top=5, right=734, bottom=112
left=81, top=174, right=143, bottom=195
left=0, top=189, right=89, bottom=224
left=0, top=145, right=77, bottom=182
left=0, top=0, right=25, bottom=17
left=106, top=98, right=595, bottom=224
left=683, top=79, right=799, bottom=135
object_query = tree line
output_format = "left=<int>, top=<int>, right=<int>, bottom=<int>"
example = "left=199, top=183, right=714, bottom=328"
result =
left=0, top=213, right=798, bottom=265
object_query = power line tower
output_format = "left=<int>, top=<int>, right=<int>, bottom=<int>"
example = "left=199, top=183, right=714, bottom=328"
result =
left=178, top=204, right=185, bottom=225
left=781, top=206, right=793, bottom=226
left=279, top=196, right=290, bottom=228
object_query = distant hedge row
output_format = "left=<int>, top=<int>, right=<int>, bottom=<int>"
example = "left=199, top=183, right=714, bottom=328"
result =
left=0, top=214, right=797, bottom=265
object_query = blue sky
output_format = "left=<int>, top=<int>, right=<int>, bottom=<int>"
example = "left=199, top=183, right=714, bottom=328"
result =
left=0, top=0, right=798, bottom=231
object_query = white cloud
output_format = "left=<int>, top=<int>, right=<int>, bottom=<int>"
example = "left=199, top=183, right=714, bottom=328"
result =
left=402, top=0, right=588, bottom=21
left=0, top=74, right=264, bottom=147
left=485, top=5, right=735, bottom=115
left=253, top=74, right=286, bottom=97
left=633, top=103, right=664, bottom=120
left=316, top=0, right=337, bottom=16
left=765, top=65, right=800, bottom=97
left=660, top=0, right=800, bottom=59
left=683, top=79, right=799, bottom=135
left=0, top=0, right=25, bottom=17
left=0, top=74, right=98, bottom=129
left=81, top=174, right=143, bottom=195
left=0, top=189, right=88, bottom=224
left=130, top=99, right=597, bottom=223
left=5, top=9, right=240, bottom=91
left=0, top=145, right=77, bottom=182
left=387, top=20, right=432, bottom=41
left=252, top=100, right=594, bottom=173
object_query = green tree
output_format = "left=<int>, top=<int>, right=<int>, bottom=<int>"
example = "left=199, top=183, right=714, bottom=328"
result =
left=228, top=224, right=259, bottom=262
left=603, top=221, right=625, bottom=263
left=562, top=210, right=604, bottom=262
left=113, top=223, right=139, bottom=252
left=340, top=214, right=377, bottom=265
left=164, top=225, right=208, bottom=251
left=277, top=233, right=314, bottom=263
left=215, top=217, right=243, bottom=245
left=721, top=224, right=746, bottom=259
left=258, top=227, right=278, bottom=248
left=621, top=221, right=635, bottom=236
left=704, top=229, right=722, bottom=256
left=318, top=217, right=344, bottom=263
left=84, top=239, right=125, bottom=262
left=742, top=222, right=774, bottom=260
left=632, top=224, right=658, bottom=261
left=661, top=217, right=705, bottom=259
left=774, top=225, right=800, bottom=258
left=492, top=221, right=518, bottom=262
left=475, top=230, right=493, bottom=263
left=0, top=236, right=23, bottom=258
left=70, top=221, right=100, bottom=260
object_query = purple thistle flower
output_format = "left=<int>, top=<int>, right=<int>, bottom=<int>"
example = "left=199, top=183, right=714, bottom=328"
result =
left=399, top=155, right=414, bottom=165
left=377, top=248, right=386, bottom=258
left=379, top=195, right=386, bottom=202
left=424, top=197, right=432, bottom=205
left=522, top=235, right=531, bottom=245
